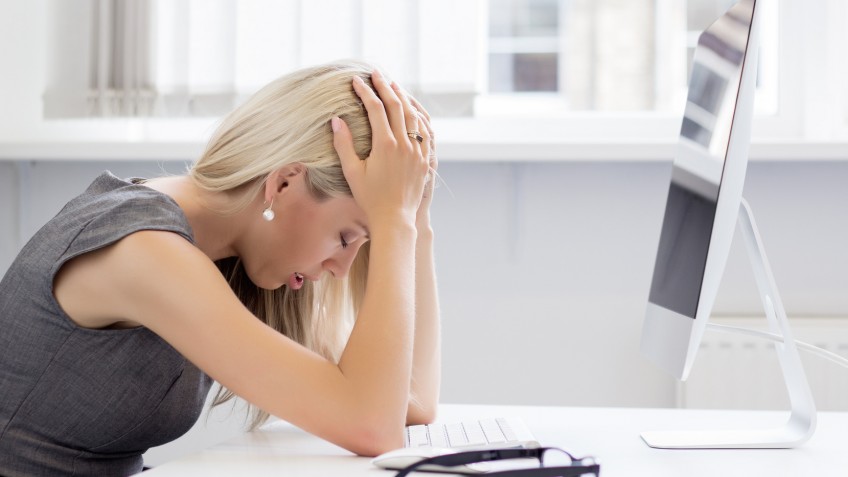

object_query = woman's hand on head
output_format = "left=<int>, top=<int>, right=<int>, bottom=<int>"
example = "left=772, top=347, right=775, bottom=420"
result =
left=332, top=70, right=430, bottom=231
left=405, top=92, right=437, bottom=231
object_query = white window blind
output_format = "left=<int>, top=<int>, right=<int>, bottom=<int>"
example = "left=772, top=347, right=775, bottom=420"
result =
left=44, top=0, right=486, bottom=118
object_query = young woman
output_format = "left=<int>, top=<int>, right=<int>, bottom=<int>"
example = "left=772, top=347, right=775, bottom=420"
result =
left=0, top=60, right=440, bottom=476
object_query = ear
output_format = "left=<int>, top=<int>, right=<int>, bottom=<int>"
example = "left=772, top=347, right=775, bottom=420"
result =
left=263, top=163, right=306, bottom=203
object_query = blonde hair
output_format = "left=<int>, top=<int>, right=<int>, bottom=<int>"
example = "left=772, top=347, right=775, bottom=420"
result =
left=189, top=60, right=375, bottom=429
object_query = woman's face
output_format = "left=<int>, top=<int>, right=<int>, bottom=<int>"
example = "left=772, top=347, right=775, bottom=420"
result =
left=241, top=171, right=370, bottom=290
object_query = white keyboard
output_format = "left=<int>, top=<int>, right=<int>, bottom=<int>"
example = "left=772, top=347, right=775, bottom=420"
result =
left=404, top=417, right=539, bottom=450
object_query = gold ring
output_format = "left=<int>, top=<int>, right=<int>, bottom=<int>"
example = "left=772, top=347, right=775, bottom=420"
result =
left=407, top=131, right=424, bottom=144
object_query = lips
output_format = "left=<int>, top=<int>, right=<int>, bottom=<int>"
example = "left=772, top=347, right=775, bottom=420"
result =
left=288, top=273, right=304, bottom=290
left=287, top=272, right=321, bottom=290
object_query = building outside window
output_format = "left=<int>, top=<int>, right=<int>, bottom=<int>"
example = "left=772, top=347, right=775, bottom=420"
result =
left=481, top=0, right=777, bottom=116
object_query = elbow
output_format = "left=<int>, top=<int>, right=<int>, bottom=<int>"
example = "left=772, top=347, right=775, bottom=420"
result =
left=406, top=405, right=438, bottom=426
left=347, top=425, right=405, bottom=457
left=345, top=415, right=406, bottom=457
left=406, top=393, right=439, bottom=426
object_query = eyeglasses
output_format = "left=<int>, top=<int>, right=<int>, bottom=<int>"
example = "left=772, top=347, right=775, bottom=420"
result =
left=393, top=446, right=600, bottom=477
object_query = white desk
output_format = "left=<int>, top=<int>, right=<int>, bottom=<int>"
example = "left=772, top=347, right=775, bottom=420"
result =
left=141, top=404, right=848, bottom=476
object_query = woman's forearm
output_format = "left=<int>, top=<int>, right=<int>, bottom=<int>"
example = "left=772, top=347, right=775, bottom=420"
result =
left=407, top=224, right=441, bottom=424
left=336, top=219, right=418, bottom=446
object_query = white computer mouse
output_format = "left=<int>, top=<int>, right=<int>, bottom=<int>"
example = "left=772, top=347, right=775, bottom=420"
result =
left=371, top=446, right=466, bottom=471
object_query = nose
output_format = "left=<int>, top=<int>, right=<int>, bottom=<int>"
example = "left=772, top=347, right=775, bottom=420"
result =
left=322, top=243, right=361, bottom=279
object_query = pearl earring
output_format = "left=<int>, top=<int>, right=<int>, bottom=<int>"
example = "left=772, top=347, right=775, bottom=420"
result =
left=262, top=200, right=275, bottom=221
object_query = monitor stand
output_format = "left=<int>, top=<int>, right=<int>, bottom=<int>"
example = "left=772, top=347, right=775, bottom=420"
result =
left=641, top=198, right=817, bottom=449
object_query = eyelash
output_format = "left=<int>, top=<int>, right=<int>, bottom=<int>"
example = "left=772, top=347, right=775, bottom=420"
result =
left=340, top=234, right=349, bottom=249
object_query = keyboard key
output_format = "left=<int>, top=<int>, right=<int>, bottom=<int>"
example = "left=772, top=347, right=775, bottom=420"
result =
left=428, top=425, right=449, bottom=448
left=462, top=421, right=487, bottom=446
left=497, top=418, right=518, bottom=441
left=407, top=425, right=430, bottom=447
left=481, top=419, right=507, bottom=443
left=445, top=422, right=467, bottom=447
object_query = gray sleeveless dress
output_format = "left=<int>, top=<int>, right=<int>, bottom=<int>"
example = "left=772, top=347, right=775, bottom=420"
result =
left=0, top=172, right=214, bottom=476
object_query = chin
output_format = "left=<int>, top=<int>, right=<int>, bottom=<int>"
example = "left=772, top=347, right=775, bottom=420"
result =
left=257, top=277, right=286, bottom=291
left=256, top=282, right=283, bottom=291
left=243, top=268, right=283, bottom=291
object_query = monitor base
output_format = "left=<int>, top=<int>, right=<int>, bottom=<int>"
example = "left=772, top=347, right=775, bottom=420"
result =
left=641, top=199, right=817, bottom=449
left=641, top=415, right=814, bottom=449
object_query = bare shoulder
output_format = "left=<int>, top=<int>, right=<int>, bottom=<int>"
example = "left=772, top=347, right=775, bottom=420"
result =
left=54, top=229, right=234, bottom=330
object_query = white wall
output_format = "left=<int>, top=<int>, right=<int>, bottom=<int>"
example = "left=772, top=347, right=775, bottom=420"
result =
left=4, top=159, right=848, bottom=407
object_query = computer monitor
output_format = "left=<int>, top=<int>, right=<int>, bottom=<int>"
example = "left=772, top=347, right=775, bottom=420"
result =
left=640, top=0, right=816, bottom=448
left=643, top=0, right=759, bottom=382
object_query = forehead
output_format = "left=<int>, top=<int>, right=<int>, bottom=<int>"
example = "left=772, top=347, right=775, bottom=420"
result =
left=313, top=194, right=368, bottom=229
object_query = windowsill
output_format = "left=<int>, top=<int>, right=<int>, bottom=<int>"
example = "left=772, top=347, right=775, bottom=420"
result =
left=1, top=140, right=848, bottom=162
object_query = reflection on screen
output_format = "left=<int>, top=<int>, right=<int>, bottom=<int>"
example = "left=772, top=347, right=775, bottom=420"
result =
left=648, top=183, right=716, bottom=318
left=688, top=62, right=729, bottom=116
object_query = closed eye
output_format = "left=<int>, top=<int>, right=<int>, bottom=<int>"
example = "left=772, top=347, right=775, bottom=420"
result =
left=340, top=233, right=349, bottom=249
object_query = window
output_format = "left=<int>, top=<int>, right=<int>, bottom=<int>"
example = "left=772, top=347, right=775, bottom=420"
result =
left=488, top=0, right=560, bottom=94
left=36, top=0, right=848, bottom=147
left=479, top=0, right=778, bottom=116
